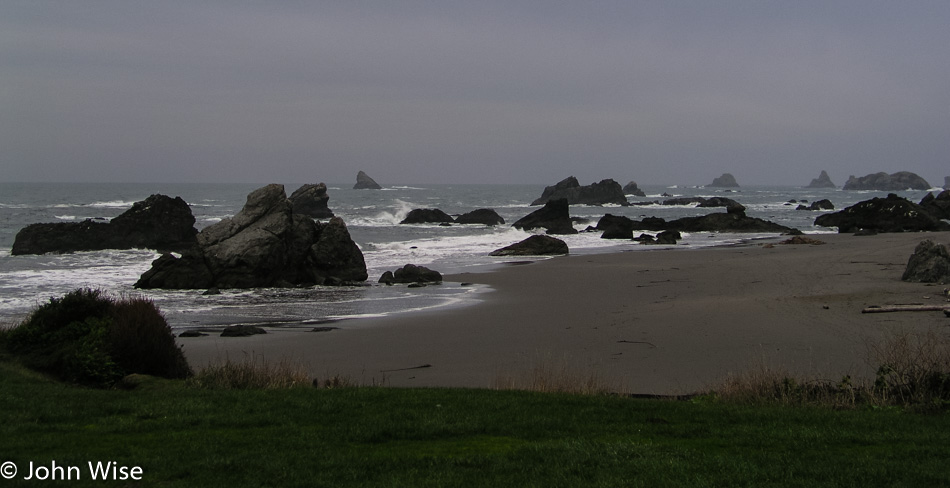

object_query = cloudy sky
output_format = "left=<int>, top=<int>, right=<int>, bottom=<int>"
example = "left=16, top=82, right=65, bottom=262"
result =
left=2, top=2, right=948, bottom=186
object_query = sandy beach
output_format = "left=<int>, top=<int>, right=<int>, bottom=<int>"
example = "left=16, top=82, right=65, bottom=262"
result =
left=180, top=231, right=950, bottom=395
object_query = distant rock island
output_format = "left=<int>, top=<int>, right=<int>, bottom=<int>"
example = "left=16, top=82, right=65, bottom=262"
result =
left=708, top=173, right=739, bottom=188
left=530, top=176, right=628, bottom=206
left=805, top=170, right=836, bottom=189
left=354, top=170, right=383, bottom=190
left=842, top=171, right=930, bottom=191
left=622, top=181, right=646, bottom=197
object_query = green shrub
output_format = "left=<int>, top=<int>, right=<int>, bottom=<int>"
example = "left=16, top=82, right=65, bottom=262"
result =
left=0, top=289, right=192, bottom=387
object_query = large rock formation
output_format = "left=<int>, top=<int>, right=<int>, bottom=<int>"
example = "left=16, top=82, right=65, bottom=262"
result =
left=400, top=208, right=455, bottom=225
left=288, top=183, right=334, bottom=219
left=806, top=170, right=837, bottom=188
left=531, top=177, right=628, bottom=206
left=490, top=235, right=569, bottom=256
left=12, top=194, right=197, bottom=255
left=708, top=173, right=740, bottom=188
left=663, top=209, right=791, bottom=233
left=919, top=191, right=950, bottom=220
left=814, top=193, right=950, bottom=233
left=135, top=184, right=367, bottom=289
left=354, top=170, right=383, bottom=190
left=512, top=199, right=577, bottom=235
left=595, top=209, right=792, bottom=237
left=455, top=209, right=505, bottom=226
left=622, top=181, right=647, bottom=197
left=842, top=172, right=931, bottom=191
left=902, top=240, right=950, bottom=283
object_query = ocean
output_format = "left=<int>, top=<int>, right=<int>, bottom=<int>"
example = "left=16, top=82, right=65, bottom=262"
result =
left=0, top=182, right=940, bottom=331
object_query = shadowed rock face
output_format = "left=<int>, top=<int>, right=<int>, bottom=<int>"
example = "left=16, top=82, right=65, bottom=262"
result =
left=12, top=194, right=198, bottom=255
left=842, top=171, right=931, bottom=191
left=354, top=170, right=383, bottom=190
left=400, top=208, right=454, bottom=224
left=490, top=235, right=569, bottom=256
left=902, top=240, right=950, bottom=283
left=455, top=209, right=505, bottom=226
left=622, top=181, right=646, bottom=197
left=289, top=183, right=334, bottom=218
left=512, top=198, right=578, bottom=235
left=806, top=170, right=837, bottom=189
left=531, top=176, right=628, bottom=206
left=135, top=184, right=367, bottom=289
left=708, top=173, right=739, bottom=188
left=815, top=193, right=950, bottom=233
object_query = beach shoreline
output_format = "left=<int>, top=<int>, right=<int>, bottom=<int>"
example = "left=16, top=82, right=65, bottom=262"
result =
left=180, top=231, right=950, bottom=395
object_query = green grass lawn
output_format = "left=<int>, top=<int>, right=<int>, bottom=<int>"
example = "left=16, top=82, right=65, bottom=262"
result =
left=1, top=360, right=948, bottom=487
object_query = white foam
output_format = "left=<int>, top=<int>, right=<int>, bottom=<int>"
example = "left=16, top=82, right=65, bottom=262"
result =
left=349, top=200, right=416, bottom=226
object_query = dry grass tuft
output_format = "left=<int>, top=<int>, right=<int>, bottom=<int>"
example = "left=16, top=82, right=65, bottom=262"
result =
left=711, top=327, right=950, bottom=410
left=188, top=354, right=311, bottom=390
left=494, top=353, right=615, bottom=395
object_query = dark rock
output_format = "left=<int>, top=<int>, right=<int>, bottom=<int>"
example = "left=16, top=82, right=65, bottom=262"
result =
left=666, top=211, right=792, bottom=233
left=490, top=235, right=569, bottom=256
left=391, top=264, right=443, bottom=284
left=512, top=199, right=577, bottom=235
left=178, top=330, right=209, bottom=337
left=919, top=191, right=950, bottom=220
left=531, top=177, right=628, bottom=206
left=311, top=327, right=339, bottom=332
left=655, top=230, right=682, bottom=244
left=634, top=233, right=655, bottom=244
left=135, top=184, right=367, bottom=289
left=220, top=325, right=267, bottom=337
left=407, top=283, right=427, bottom=288
left=596, top=214, right=637, bottom=239
left=289, top=183, right=334, bottom=219
left=135, top=252, right=215, bottom=290
left=622, top=181, right=647, bottom=197
left=701, top=197, right=743, bottom=210
left=12, top=194, right=198, bottom=255
left=662, top=197, right=707, bottom=206
left=902, top=240, right=950, bottom=283
left=806, top=170, right=837, bottom=188
left=814, top=193, right=950, bottom=233
left=400, top=208, right=454, bottom=224
left=455, top=209, right=505, bottom=226
left=795, top=199, right=834, bottom=211
left=202, top=287, right=221, bottom=296
left=842, top=171, right=931, bottom=191
left=378, top=271, right=395, bottom=285
left=708, top=173, right=740, bottom=188
left=354, top=170, right=383, bottom=190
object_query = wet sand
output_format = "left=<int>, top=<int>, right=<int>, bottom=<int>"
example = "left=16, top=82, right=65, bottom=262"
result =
left=180, top=231, right=950, bottom=394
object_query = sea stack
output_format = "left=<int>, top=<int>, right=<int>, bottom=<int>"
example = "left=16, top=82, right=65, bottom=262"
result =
left=708, top=173, right=739, bottom=188
left=806, top=170, right=836, bottom=189
left=354, top=171, right=383, bottom=190
left=842, top=172, right=930, bottom=191
left=622, top=181, right=647, bottom=197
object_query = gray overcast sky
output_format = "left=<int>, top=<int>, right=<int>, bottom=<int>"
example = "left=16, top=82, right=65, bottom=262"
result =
left=2, top=2, right=948, bottom=186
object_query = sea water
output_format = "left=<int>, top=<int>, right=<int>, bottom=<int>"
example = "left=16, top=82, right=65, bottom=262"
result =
left=0, top=182, right=940, bottom=330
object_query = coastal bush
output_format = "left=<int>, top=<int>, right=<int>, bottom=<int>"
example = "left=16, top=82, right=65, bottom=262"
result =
left=0, top=288, right=192, bottom=387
